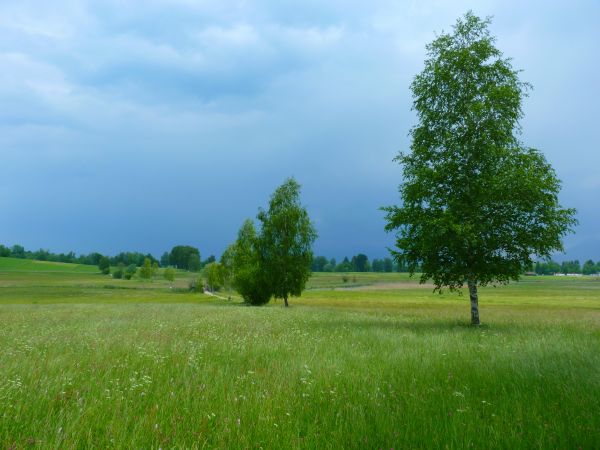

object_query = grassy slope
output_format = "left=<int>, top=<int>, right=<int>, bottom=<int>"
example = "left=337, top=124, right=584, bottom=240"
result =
left=0, top=264, right=599, bottom=448
left=0, top=257, right=98, bottom=273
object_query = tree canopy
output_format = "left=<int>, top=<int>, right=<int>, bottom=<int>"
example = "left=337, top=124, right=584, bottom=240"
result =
left=257, top=178, right=317, bottom=307
left=230, top=220, right=272, bottom=305
left=169, top=245, right=200, bottom=271
left=383, top=12, right=576, bottom=324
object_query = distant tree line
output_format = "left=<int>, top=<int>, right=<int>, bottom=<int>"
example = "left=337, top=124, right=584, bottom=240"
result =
left=533, top=259, right=600, bottom=275
left=0, top=243, right=160, bottom=268
left=310, top=254, right=408, bottom=273
left=0, top=243, right=214, bottom=274
left=3, top=243, right=598, bottom=277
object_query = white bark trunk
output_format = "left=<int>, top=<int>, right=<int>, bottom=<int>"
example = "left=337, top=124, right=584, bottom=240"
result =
left=468, top=280, right=480, bottom=325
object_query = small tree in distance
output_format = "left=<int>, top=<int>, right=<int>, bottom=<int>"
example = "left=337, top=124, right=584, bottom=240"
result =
left=124, top=264, right=137, bottom=280
left=113, top=263, right=125, bottom=279
left=383, top=12, right=576, bottom=325
left=98, top=256, right=110, bottom=275
left=203, top=262, right=224, bottom=292
left=219, top=246, right=235, bottom=293
left=139, top=258, right=153, bottom=279
left=164, top=267, right=176, bottom=284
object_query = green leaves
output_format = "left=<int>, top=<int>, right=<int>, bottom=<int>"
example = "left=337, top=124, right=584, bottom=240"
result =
left=257, top=178, right=318, bottom=304
left=384, top=12, right=577, bottom=292
left=231, top=178, right=317, bottom=306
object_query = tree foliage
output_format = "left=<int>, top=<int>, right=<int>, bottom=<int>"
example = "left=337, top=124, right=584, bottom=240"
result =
left=124, top=264, right=137, bottom=280
left=169, top=245, right=200, bottom=271
left=164, top=267, right=176, bottom=283
left=231, top=220, right=272, bottom=305
left=257, top=178, right=317, bottom=307
left=582, top=260, right=598, bottom=275
left=112, top=263, right=125, bottom=279
left=383, top=12, right=576, bottom=323
left=98, top=256, right=110, bottom=275
left=139, top=258, right=154, bottom=279
left=219, top=245, right=236, bottom=290
left=203, top=262, right=224, bottom=292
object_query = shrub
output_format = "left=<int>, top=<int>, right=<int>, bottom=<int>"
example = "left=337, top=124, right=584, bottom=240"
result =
left=188, top=278, right=204, bottom=293
left=139, top=258, right=153, bottom=279
left=164, top=268, right=176, bottom=283
left=123, top=264, right=137, bottom=280
left=112, top=263, right=125, bottom=279
left=98, top=257, right=110, bottom=275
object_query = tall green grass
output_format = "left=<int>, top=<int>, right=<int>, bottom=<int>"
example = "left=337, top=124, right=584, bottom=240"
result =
left=0, top=266, right=599, bottom=448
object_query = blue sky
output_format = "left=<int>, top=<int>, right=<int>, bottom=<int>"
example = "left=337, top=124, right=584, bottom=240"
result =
left=1, top=0, right=599, bottom=261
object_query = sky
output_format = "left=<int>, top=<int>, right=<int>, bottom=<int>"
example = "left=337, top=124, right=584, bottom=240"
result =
left=1, top=0, right=599, bottom=261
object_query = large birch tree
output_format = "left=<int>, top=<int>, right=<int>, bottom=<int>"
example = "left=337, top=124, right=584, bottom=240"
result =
left=383, top=12, right=576, bottom=325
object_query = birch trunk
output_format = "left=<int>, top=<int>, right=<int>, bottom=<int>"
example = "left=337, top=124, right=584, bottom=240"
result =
left=468, top=280, right=480, bottom=325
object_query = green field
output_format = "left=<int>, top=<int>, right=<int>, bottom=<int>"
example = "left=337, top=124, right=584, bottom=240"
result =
left=1, top=257, right=599, bottom=448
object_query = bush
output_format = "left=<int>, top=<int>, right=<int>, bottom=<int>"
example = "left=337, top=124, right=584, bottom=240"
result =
left=123, top=264, right=137, bottom=280
left=241, top=283, right=271, bottom=306
left=139, top=258, right=153, bottom=279
left=164, top=268, right=176, bottom=283
left=112, top=263, right=125, bottom=279
left=98, top=256, right=110, bottom=275
left=188, top=278, right=204, bottom=293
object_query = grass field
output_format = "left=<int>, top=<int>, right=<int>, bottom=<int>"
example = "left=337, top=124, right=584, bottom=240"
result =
left=1, top=257, right=599, bottom=448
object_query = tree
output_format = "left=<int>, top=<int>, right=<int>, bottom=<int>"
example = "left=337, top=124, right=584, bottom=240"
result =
left=383, top=257, right=394, bottom=273
left=323, top=262, right=335, bottom=272
left=164, top=267, right=176, bottom=283
left=311, top=256, right=328, bottom=272
left=561, top=260, right=581, bottom=274
left=160, top=251, right=170, bottom=267
left=124, top=264, right=137, bottom=280
left=98, top=256, right=110, bottom=275
left=534, top=259, right=560, bottom=275
left=139, top=258, right=153, bottom=279
left=336, top=257, right=353, bottom=272
left=582, top=260, right=597, bottom=275
left=383, top=12, right=576, bottom=325
left=203, top=262, right=224, bottom=292
left=113, top=262, right=125, bottom=279
left=0, top=245, right=10, bottom=257
left=11, top=245, right=25, bottom=258
left=351, top=254, right=369, bottom=272
left=188, top=254, right=201, bottom=272
left=201, top=255, right=216, bottom=269
left=372, top=258, right=384, bottom=272
left=257, top=178, right=317, bottom=307
left=219, top=245, right=236, bottom=292
left=169, top=245, right=200, bottom=271
left=231, top=220, right=272, bottom=305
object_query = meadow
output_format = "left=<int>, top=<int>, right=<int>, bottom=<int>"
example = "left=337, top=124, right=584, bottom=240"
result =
left=1, top=257, right=599, bottom=448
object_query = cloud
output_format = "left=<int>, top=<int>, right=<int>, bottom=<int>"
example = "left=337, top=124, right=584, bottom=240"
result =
left=0, top=0, right=598, bottom=260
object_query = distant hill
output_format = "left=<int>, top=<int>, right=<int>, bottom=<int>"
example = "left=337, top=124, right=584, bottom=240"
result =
left=0, top=257, right=98, bottom=273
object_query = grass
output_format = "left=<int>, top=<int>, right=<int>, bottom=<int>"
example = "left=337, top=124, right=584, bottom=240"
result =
left=0, top=257, right=98, bottom=274
left=1, top=257, right=599, bottom=448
